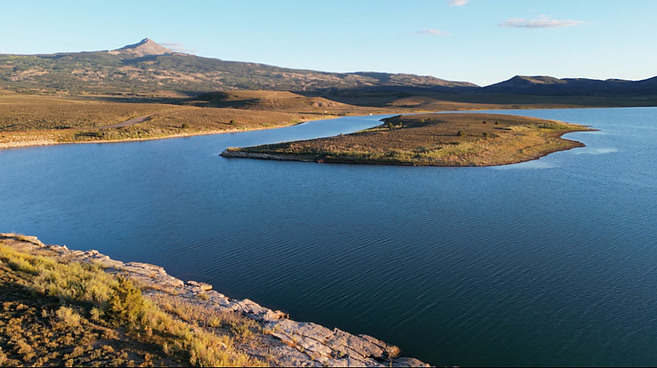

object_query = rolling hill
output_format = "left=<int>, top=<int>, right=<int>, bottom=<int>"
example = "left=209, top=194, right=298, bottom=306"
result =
left=0, top=38, right=476, bottom=96
left=483, top=75, right=657, bottom=95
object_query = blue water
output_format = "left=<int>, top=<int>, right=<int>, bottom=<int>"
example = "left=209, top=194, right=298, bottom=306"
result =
left=1, top=108, right=656, bottom=366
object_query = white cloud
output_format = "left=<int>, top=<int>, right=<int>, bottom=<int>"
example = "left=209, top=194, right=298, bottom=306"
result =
left=161, top=42, right=196, bottom=53
left=499, top=15, right=586, bottom=29
left=448, top=0, right=470, bottom=6
left=416, top=29, right=450, bottom=36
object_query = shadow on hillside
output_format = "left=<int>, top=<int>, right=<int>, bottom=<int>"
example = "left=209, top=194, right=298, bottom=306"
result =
left=298, top=86, right=657, bottom=108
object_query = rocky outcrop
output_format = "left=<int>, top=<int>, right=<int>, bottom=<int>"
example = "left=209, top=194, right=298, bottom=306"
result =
left=0, top=233, right=429, bottom=367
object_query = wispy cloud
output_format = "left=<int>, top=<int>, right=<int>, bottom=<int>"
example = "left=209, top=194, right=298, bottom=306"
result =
left=448, top=0, right=470, bottom=6
left=499, top=15, right=586, bottom=29
left=416, top=29, right=450, bottom=36
left=161, top=42, right=196, bottom=53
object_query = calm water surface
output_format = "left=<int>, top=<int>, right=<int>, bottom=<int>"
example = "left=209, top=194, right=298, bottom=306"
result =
left=1, top=108, right=656, bottom=366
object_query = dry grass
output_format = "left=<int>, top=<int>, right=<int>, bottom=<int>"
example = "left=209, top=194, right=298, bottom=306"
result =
left=228, top=113, right=594, bottom=166
left=0, top=239, right=264, bottom=367
left=0, top=93, right=379, bottom=149
left=0, top=90, right=618, bottom=150
left=57, top=107, right=318, bottom=144
left=0, top=95, right=178, bottom=131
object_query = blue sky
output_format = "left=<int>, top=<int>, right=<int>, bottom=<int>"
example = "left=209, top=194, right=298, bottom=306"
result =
left=2, top=0, right=656, bottom=86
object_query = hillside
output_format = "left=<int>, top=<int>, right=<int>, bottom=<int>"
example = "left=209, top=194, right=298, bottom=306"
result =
left=2, top=39, right=656, bottom=100
left=187, top=90, right=362, bottom=112
left=484, top=75, right=657, bottom=95
left=0, top=93, right=376, bottom=149
left=0, top=38, right=476, bottom=96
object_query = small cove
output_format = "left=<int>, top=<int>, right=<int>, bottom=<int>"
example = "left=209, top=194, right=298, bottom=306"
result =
left=1, top=107, right=656, bottom=366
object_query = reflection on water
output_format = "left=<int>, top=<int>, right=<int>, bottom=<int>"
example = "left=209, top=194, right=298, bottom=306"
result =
left=573, top=147, right=619, bottom=155
left=493, top=159, right=557, bottom=170
left=1, top=107, right=656, bottom=366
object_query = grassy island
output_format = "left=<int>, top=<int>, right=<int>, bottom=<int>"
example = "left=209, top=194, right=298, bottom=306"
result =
left=222, top=113, right=594, bottom=166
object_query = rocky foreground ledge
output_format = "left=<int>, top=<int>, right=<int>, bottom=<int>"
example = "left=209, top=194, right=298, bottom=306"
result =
left=0, top=233, right=429, bottom=367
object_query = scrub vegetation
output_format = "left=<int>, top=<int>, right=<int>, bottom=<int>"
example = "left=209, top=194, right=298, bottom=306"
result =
left=224, top=113, right=594, bottom=166
left=0, top=90, right=634, bottom=150
left=0, top=93, right=374, bottom=149
left=0, top=237, right=264, bottom=367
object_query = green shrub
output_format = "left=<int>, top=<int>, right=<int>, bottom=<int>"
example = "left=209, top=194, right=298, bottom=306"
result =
left=56, top=306, right=82, bottom=328
left=108, top=277, right=144, bottom=323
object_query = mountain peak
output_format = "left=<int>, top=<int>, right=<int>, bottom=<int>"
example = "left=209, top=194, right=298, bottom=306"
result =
left=109, top=38, right=173, bottom=57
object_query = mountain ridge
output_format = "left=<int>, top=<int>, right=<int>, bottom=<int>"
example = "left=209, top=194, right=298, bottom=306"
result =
left=483, top=74, right=657, bottom=95
left=0, top=38, right=476, bottom=96
left=108, top=37, right=174, bottom=57
left=0, top=38, right=655, bottom=97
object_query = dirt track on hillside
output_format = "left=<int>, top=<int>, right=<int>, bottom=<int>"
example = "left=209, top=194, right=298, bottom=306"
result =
left=95, top=115, right=150, bottom=129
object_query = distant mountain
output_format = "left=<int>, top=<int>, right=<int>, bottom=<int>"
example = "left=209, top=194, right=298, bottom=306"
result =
left=1, top=39, right=655, bottom=98
left=0, top=38, right=476, bottom=96
left=484, top=75, right=657, bottom=95
left=108, top=38, right=174, bottom=57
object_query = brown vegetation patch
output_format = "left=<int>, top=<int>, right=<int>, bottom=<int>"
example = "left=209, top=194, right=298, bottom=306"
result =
left=0, top=95, right=178, bottom=132
left=0, top=95, right=322, bottom=148
left=186, top=90, right=390, bottom=116
left=0, top=93, right=385, bottom=149
left=0, top=237, right=264, bottom=367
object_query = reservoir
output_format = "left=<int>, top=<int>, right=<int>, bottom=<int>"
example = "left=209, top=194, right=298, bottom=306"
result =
left=1, top=107, right=656, bottom=366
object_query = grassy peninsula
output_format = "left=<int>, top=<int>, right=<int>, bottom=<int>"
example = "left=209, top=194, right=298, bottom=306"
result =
left=222, top=113, right=594, bottom=166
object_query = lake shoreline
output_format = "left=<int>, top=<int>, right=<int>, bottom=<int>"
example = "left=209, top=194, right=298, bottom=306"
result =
left=1, top=105, right=620, bottom=151
left=0, top=123, right=317, bottom=151
left=0, top=233, right=429, bottom=366
left=0, top=128, right=256, bottom=150
left=220, top=128, right=588, bottom=166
